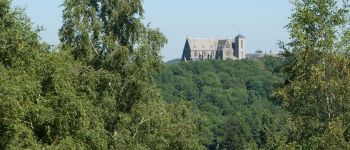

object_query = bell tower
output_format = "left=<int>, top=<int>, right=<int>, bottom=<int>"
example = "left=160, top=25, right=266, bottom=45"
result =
left=235, top=34, right=246, bottom=59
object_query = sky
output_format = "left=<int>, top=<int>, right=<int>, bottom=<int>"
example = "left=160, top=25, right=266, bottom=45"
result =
left=12, top=0, right=293, bottom=61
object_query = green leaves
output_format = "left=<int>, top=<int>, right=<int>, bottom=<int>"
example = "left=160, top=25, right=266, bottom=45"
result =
left=1, top=0, right=203, bottom=149
left=277, top=0, right=350, bottom=148
left=156, top=58, right=288, bottom=149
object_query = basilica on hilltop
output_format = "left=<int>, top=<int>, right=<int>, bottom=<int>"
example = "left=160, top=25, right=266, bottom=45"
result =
left=181, top=34, right=246, bottom=61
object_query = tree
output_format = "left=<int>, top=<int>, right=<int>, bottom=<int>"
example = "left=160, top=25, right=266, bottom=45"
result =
left=0, top=0, right=109, bottom=148
left=276, top=0, right=350, bottom=148
left=155, top=58, right=288, bottom=149
left=59, top=0, right=203, bottom=149
left=0, top=0, right=204, bottom=149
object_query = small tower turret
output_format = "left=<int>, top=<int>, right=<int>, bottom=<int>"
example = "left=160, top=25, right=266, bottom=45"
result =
left=235, top=34, right=246, bottom=59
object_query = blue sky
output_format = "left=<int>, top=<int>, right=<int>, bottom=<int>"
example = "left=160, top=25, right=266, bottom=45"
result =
left=12, top=0, right=292, bottom=61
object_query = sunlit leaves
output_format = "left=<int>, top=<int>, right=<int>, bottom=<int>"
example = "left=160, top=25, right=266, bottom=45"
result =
left=277, top=0, right=350, bottom=148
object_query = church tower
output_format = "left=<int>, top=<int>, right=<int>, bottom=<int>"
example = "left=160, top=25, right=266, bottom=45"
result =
left=235, top=34, right=246, bottom=59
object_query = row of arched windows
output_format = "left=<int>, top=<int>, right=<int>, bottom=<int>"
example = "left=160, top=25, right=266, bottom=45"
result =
left=193, top=50, right=216, bottom=59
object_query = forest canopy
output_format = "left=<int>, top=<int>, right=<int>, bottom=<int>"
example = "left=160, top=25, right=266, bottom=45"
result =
left=0, top=0, right=203, bottom=149
left=2, top=0, right=350, bottom=149
left=155, top=57, right=288, bottom=149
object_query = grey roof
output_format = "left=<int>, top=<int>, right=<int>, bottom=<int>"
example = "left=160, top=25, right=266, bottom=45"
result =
left=218, top=40, right=227, bottom=46
left=187, top=38, right=234, bottom=51
left=236, top=34, right=245, bottom=39
left=187, top=38, right=218, bottom=51
left=217, top=40, right=228, bottom=50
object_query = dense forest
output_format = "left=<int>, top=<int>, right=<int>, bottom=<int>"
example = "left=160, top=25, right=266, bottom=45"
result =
left=0, top=0, right=203, bottom=149
left=155, top=57, right=289, bottom=149
left=2, top=0, right=350, bottom=149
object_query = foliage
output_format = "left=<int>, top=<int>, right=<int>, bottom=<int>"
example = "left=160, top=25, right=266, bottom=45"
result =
left=155, top=57, right=289, bottom=149
left=276, top=0, right=350, bottom=148
left=6, top=0, right=350, bottom=149
left=0, top=0, right=203, bottom=149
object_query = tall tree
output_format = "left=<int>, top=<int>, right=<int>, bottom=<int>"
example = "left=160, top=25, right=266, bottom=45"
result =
left=0, top=0, right=203, bottom=149
left=59, top=0, right=203, bottom=149
left=276, top=0, right=350, bottom=148
left=0, top=0, right=111, bottom=148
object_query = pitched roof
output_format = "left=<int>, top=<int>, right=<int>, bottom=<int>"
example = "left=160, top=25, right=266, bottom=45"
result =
left=187, top=38, right=218, bottom=51
left=217, top=40, right=228, bottom=50
left=218, top=40, right=227, bottom=46
left=236, top=34, right=245, bottom=39
left=186, top=38, right=236, bottom=51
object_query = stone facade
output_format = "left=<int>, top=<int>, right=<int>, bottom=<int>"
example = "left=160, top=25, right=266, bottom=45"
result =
left=181, top=34, right=246, bottom=61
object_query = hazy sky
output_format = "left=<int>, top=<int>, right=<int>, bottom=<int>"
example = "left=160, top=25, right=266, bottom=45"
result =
left=12, top=0, right=293, bottom=61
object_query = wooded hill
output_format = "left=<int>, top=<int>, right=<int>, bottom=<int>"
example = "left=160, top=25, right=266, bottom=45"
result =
left=3, top=0, right=350, bottom=149
left=156, top=57, right=289, bottom=149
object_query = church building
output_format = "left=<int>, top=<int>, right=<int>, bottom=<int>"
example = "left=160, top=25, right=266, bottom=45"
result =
left=181, top=34, right=246, bottom=61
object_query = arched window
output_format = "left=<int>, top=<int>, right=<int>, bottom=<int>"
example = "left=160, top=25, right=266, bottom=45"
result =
left=226, top=43, right=230, bottom=48
left=194, top=51, right=198, bottom=57
left=240, top=40, right=243, bottom=49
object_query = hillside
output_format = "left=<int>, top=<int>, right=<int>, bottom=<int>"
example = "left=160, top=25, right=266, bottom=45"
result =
left=165, top=58, right=182, bottom=64
left=155, top=57, right=289, bottom=149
